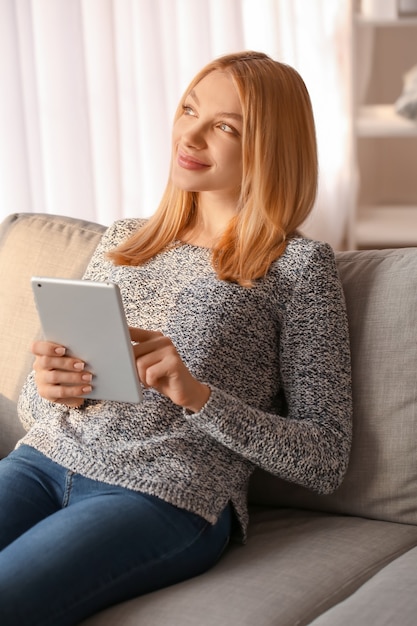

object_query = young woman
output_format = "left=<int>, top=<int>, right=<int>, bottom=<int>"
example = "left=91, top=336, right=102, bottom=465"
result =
left=0, top=51, right=352, bottom=625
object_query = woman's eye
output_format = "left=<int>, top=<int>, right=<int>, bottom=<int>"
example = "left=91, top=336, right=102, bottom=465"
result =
left=219, top=122, right=236, bottom=135
left=183, top=105, right=195, bottom=116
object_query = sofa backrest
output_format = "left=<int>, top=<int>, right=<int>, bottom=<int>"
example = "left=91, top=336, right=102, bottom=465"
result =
left=0, top=213, right=106, bottom=457
left=250, top=247, right=417, bottom=527
left=1, top=213, right=416, bottom=528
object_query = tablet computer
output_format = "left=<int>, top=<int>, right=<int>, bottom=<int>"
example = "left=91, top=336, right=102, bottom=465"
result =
left=31, top=277, right=142, bottom=403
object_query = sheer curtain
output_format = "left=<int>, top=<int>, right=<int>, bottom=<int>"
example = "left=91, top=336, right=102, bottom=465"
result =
left=0, top=0, right=352, bottom=248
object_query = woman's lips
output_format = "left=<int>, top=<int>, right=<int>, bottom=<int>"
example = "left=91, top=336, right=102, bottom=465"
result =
left=177, top=151, right=209, bottom=170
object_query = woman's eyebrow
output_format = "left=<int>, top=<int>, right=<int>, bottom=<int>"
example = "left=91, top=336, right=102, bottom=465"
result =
left=189, top=89, right=200, bottom=105
left=188, top=89, right=242, bottom=122
left=218, top=112, right=243, bottom=121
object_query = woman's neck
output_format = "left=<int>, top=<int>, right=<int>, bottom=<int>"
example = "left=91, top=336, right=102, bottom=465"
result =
left=179, top=223, right=223, bottom=249
left=181, top=194, right=237, bottom=248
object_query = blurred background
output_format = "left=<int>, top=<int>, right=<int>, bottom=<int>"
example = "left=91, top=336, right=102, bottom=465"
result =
left=1, top=0, right=416, bottom=250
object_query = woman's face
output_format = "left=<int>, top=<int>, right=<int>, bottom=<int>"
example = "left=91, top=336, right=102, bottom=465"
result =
left=171, top=70, right=243, bottom=206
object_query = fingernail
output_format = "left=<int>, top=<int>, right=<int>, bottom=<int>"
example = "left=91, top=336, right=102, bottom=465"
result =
left=82, top=373, right=92, bottom=382
left=82, top=386, right=92, bottom=393
left=73, top=362, right=85, bottom=371
left=55, top=347, right=66, bottom=356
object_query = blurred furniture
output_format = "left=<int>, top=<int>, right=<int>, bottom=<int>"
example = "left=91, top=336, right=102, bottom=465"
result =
left=349, top=2, right=417, bottom=248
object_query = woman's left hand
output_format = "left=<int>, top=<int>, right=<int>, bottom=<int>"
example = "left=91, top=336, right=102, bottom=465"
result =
left=129, top=327, right=210, bottom=412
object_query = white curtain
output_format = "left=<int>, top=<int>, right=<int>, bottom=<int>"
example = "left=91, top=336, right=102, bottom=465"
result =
left=0, top=0, right=352, bottom=248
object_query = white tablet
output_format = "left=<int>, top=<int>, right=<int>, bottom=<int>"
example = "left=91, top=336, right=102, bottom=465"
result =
left=31, top=277, right=142, bottom=403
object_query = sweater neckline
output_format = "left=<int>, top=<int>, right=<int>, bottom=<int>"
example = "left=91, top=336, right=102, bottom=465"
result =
left=173, top=240, right=212, bottom=252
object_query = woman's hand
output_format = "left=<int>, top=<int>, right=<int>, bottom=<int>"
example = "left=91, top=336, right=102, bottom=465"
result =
left=32, top=340, right=93, bottom=408
left=129, top=327, right=210, bottom=412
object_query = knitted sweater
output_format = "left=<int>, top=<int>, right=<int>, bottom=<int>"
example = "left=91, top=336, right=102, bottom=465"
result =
left=17, top=219, right=352, bottom=541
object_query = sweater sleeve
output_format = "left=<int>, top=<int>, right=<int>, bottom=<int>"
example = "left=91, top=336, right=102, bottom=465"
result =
left=185, top=244, right=353, bottom=495
left=17, top=371, right=67, bottom=432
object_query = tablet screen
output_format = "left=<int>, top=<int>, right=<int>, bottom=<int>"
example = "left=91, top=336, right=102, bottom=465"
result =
left=31, top=277, right=142, bottom=403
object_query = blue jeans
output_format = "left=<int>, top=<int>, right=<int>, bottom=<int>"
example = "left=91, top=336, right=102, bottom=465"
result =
left=0, top=445, right=232, bottom=626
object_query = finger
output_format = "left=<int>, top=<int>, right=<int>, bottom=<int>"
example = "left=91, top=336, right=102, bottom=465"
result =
left=35, top=385, right=86, bottom=408
left=37, top=379, right=93, bottom=403
left=51, top=382, right=93, bottom=399
left=129, top=327, right=163, bottom=344
left=42, top=369, right=93, bottom=387
left=134, top=346, right=181, bottom=387
left=31, top=340, right=67, bottom=357
left=132, top=336, right=173, bottom=361
left=141, top=359, right=174, bottom=389
left=132, top=346, right=167, bottom=387
left=33, top=355, right=88, bottom=374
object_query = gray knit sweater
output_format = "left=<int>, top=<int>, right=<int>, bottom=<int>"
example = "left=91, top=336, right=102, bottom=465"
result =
left=17, top=219, right=352, bottom=541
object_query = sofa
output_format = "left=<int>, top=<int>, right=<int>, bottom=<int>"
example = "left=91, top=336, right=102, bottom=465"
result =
left=0, top=211, right=416, bottom=626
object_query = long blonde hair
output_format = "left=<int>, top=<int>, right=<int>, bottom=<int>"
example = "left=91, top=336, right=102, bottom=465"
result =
left=109, top=51, right=318, bottom=286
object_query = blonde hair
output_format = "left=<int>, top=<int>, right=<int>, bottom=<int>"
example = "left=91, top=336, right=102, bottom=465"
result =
left=109, top=51, right=318, bottom=286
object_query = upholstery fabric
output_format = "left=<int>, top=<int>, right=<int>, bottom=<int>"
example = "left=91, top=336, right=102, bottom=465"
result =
left=309, top=545, right=417, bottom=626
left=0, top=213, right=106, bottom=458
left=80, top=509, right=417, bottom=626
left=250, top=248, right=417, bottom=526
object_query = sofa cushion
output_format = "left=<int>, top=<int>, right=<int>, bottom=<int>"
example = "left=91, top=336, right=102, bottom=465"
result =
left=0, top=213, right=106, bottom=458
left=309, top=544, right=417, bottom=626
left=250, top=248, right=417, bottom=526
left=79, top=509, right=417, bottom=626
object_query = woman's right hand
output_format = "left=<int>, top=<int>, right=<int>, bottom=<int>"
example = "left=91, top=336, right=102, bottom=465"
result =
left=32, top=340, right=93, bottom=408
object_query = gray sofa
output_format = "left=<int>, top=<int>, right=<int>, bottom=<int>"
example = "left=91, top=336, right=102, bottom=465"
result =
left=1, top=212, right=416, bottom=626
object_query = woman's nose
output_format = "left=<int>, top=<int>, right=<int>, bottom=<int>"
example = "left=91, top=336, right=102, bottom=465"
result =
left=183, top=123, right=207, bottom=149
